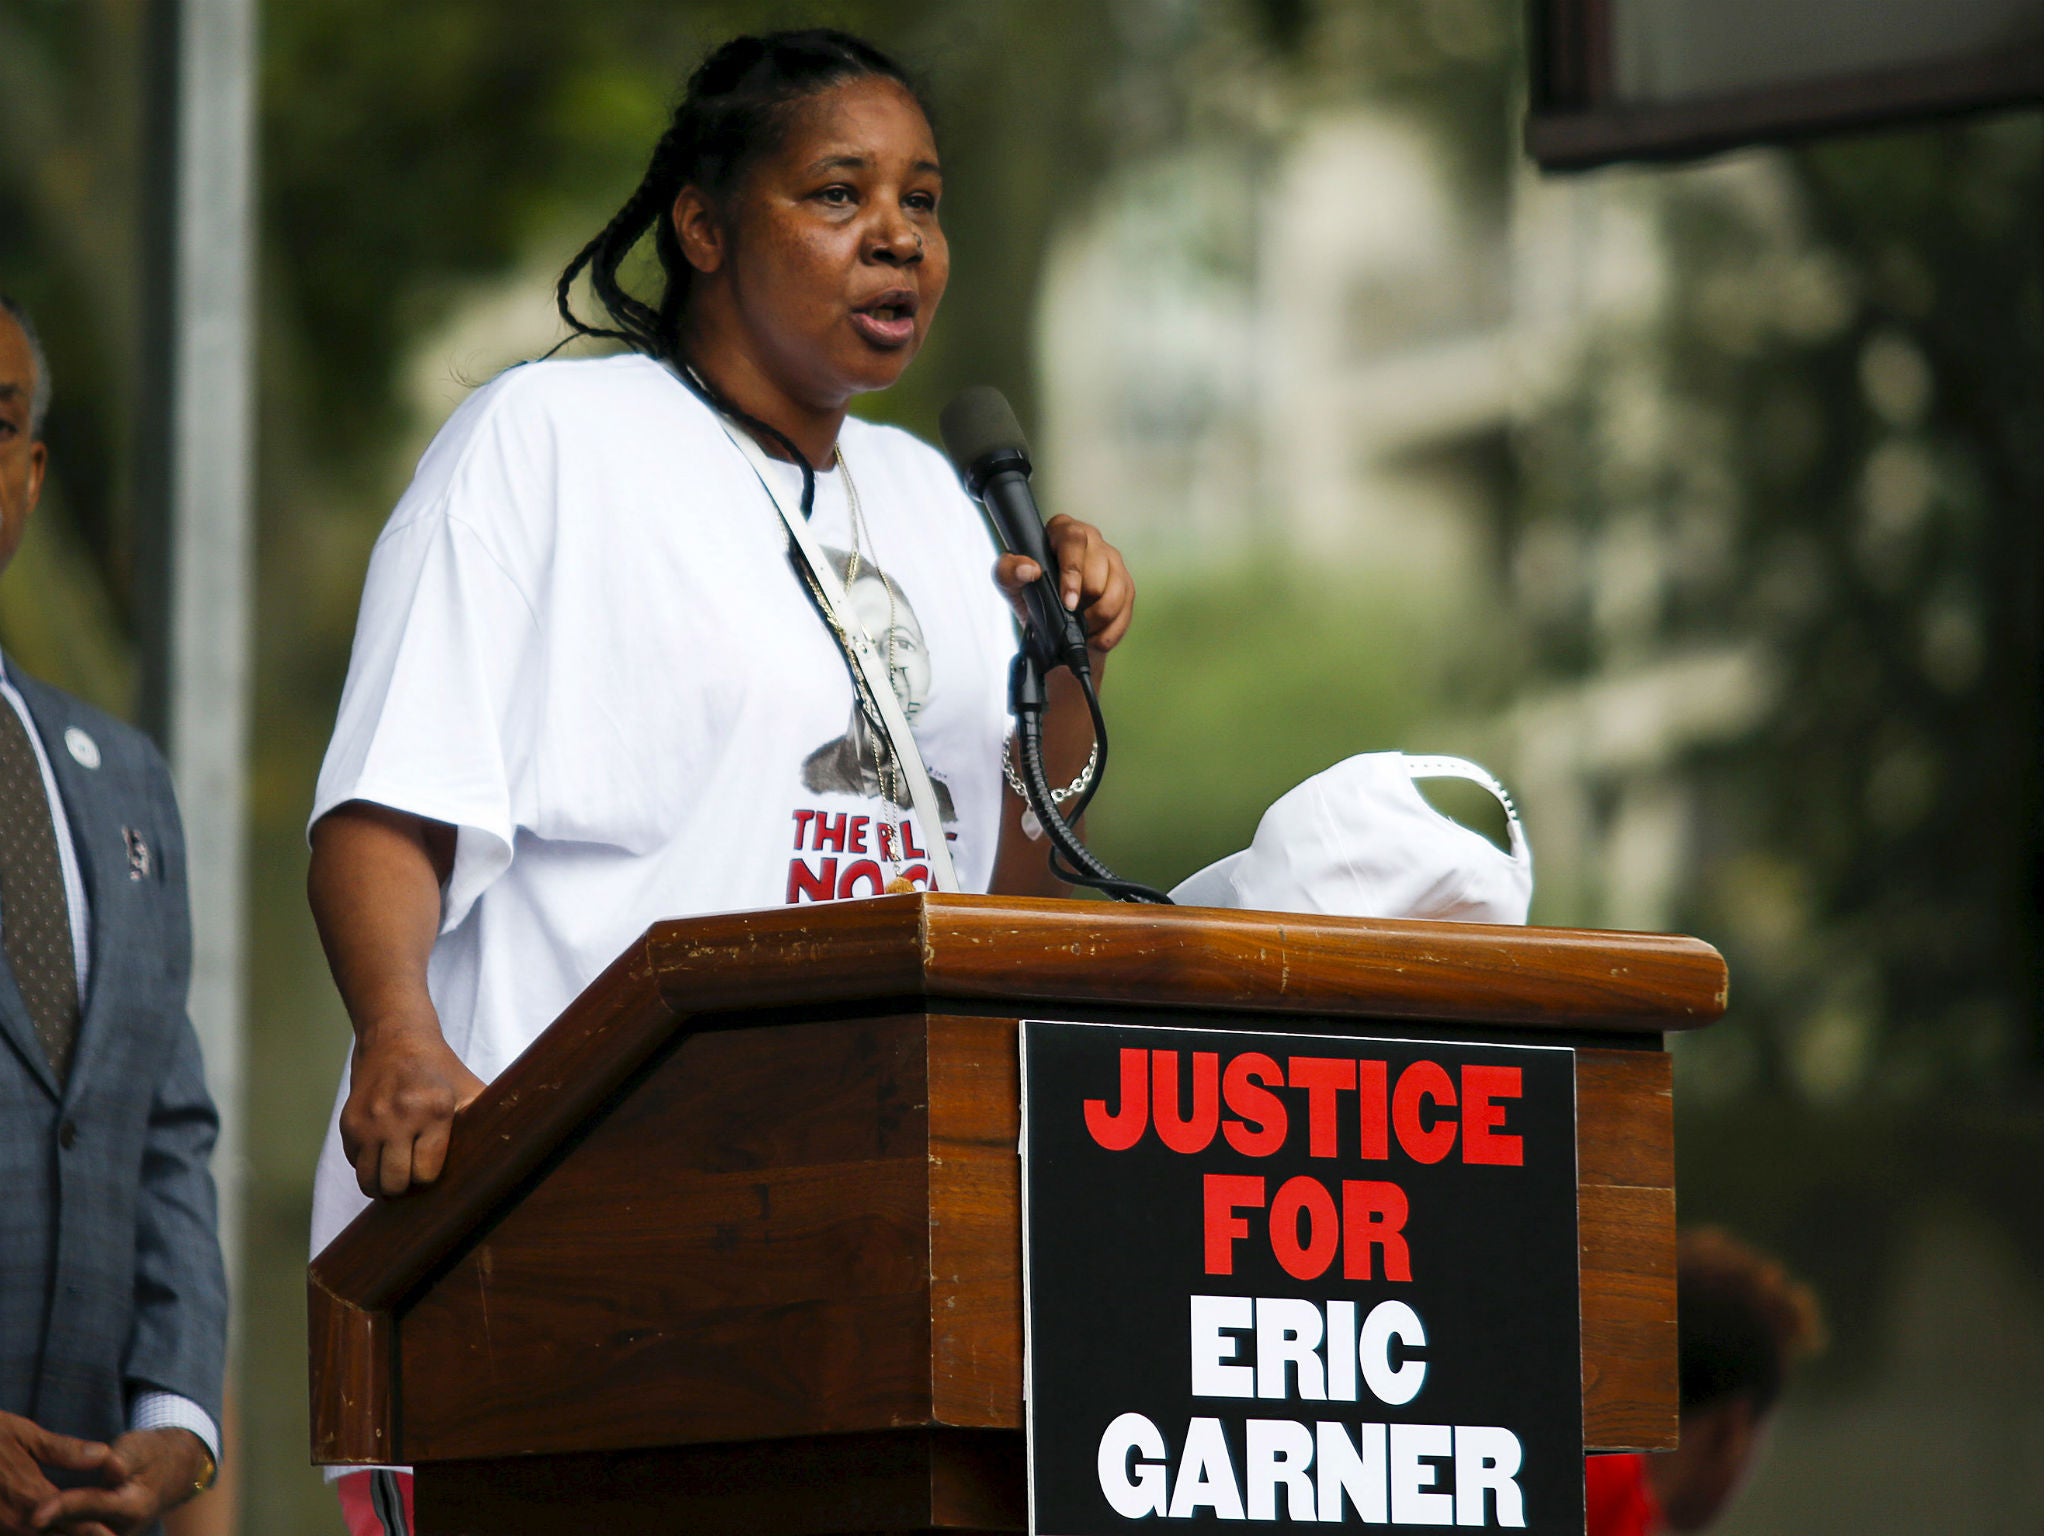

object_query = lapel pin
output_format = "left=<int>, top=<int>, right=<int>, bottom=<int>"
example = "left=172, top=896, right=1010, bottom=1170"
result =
left=124, top=827, right=153, bottom=881
left=65, top=727, right=101, bottom=770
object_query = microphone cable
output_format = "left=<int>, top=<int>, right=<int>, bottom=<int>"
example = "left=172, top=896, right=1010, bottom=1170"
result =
left=941, top=383, right=1172, bottom=903
left=1010, top=652, right=1173, bottom=905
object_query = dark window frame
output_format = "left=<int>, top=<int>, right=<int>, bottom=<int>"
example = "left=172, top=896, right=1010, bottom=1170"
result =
left=1526, top=0, right=2042, bottom=170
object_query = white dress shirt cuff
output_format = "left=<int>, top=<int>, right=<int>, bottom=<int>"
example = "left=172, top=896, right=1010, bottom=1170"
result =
left=128, top=1390, right=221, bottom=1464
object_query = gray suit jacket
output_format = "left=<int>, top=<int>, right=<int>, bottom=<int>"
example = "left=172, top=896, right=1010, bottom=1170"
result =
left=0, top=660, right=227, bottom=1446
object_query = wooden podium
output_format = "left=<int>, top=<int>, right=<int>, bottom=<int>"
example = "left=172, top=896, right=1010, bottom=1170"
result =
left=309, top=894, right=1724, bottom=1534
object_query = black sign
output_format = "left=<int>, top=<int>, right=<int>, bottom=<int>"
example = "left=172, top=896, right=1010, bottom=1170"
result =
left=1021, top=1019, right=1582, bottom=1534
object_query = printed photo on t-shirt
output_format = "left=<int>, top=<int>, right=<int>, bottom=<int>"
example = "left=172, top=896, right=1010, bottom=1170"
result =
left=800, top=549, right=958, bottom=822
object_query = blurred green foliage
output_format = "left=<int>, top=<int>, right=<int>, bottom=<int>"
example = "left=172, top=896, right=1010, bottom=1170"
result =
left=1089, top=561, right=1516, bottom=883
left=1518, top=120, right=2043, bottom=1102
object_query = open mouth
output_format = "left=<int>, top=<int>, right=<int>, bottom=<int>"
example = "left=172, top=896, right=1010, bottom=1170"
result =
left=851, top=292, right=919, bottom=349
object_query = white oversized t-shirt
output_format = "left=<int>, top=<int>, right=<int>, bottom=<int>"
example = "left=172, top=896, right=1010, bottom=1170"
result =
left=308, top=354, right=1016, bottom=1253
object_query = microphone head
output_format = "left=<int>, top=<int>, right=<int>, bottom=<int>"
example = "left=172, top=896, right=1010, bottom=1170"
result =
left=940, top=386, right=1032, bottom=486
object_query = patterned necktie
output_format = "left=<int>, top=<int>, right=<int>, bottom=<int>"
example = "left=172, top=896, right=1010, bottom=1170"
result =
left=0, top=699, right=80, bottom=1083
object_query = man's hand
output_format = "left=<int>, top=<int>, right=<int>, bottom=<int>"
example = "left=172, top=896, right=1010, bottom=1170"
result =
left=27, top=1427, right=207, bottom=1535
left=0, top=1414, right=110, bottom=1536
left=340, top=1014, right=487, bottom=1197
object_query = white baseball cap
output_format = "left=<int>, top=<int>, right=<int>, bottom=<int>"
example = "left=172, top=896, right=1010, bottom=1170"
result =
left=1169, top=753, right=1532, bottom=924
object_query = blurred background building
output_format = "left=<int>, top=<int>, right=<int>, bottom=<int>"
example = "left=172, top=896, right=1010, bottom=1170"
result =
left=1, top=0, right=2038, bottom=1529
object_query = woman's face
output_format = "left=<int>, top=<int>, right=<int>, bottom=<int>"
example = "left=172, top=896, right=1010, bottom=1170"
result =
left=697, top=76, right=948, bottom=410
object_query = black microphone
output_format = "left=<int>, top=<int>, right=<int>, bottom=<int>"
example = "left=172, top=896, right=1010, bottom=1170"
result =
left=940, top=386, right=1093, bottom=676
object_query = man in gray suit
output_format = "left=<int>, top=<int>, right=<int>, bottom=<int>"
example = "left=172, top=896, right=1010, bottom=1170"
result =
left=0, top=295, right=225, bottom=1533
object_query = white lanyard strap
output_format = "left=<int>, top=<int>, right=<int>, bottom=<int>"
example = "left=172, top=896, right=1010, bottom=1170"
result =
left=713, top=414, right=962, bottom=893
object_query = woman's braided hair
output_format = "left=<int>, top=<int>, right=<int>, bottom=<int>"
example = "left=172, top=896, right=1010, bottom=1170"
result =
left=557, top=28, right=928, bottom=367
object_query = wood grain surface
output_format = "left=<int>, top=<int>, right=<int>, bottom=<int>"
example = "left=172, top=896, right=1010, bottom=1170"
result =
left=306, top=1278, right=390, bottom=1464
left=927, top=1014, right=1025, bottom=1429
left=307, top=897, right=1715, bottom=1495
left=640, top=894, right=1729, bottom=1033
left=412, top=1429, right=1025, bottom=1535
left=1573, top=1048, right=1678, bottom=1450
left=398, top=1016, right=938, bottom=1462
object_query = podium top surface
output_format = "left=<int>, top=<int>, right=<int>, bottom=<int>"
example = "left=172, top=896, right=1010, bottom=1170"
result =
left=634, top=893, right=1727, bottom=1030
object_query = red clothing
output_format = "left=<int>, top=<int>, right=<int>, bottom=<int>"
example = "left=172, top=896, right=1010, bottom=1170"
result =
left=337, top=1470, right=416, bottom=1535
left=1586, top=1453, right=1662, bottom=1536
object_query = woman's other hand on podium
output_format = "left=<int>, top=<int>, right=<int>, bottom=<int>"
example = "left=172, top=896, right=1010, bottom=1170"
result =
left=309, top=800, right=486, bottom=1197
left=339, top=1016, right=487, bottom=1198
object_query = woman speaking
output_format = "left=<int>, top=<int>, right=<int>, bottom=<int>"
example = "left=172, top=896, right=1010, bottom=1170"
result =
left=304, top=30, right=1133, bottom=1530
